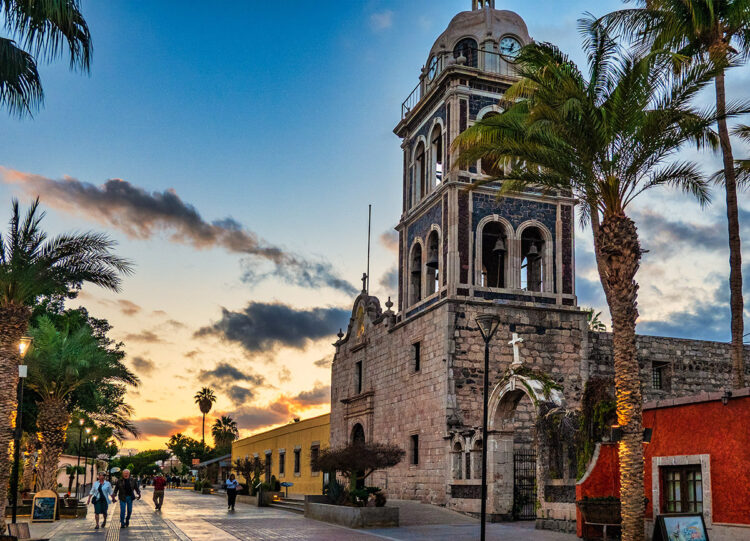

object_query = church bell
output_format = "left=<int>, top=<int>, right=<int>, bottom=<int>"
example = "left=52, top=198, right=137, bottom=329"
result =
left=492, top=236, right=506, bottom=253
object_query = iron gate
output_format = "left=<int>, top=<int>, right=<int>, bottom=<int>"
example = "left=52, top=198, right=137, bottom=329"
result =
left=513, top=449, right=537, bottom=520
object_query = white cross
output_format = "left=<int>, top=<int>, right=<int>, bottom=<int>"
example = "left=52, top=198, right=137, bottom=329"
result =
left=509, top=333, right=524, bottom=368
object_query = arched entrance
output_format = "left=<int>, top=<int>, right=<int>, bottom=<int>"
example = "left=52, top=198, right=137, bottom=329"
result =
left=486, top=374, right=564, bottom=521
left=351, top=423, right=366, bottom=488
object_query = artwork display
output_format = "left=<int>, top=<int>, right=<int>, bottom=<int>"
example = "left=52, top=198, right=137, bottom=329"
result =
left=31, top=489, right=58, bottom=523
left=653, top=514, right=709, bottom=541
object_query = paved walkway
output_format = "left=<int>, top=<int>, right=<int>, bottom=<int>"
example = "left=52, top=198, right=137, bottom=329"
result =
left=31, top=487, right=577, bottom=541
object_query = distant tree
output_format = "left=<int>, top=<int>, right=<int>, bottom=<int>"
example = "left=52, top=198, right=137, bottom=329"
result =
left=0, top=0, right=92, bottom=117
left=121, top=450, right=169, bottom=477
left=211, top=415, right=239, bottom=452
left=167, top=433, right=208, bottom=466
left=312, top=442, right=405, bottom=490
left=62, top=464, right=85, bottom=495
left=585, top=308, right=607, bottom=332
left=194, top=387, right=216, bottom=448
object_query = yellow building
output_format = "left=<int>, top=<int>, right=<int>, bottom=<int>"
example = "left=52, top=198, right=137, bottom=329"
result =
left=231, top=413, right=330, bottom=498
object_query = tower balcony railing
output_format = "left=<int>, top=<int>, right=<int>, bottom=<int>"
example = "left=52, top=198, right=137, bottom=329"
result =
left=401, top=48, right=518, bottom=119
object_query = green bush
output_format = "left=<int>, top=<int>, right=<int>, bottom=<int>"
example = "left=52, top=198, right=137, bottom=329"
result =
left=325, top=479, right=347, bottom=506
left=193, top=480, right=203, bottom=491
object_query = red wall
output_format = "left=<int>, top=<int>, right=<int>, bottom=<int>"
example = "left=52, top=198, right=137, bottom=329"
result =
left=576, top=394, right=750, bottom=537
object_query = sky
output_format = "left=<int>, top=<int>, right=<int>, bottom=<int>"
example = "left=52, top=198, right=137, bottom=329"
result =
left=2, top=0, right=750, bottom=452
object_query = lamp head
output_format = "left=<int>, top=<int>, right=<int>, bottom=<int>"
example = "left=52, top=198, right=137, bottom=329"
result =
left=79, top=419, right=85, bottom=426
left=475, top=314, right=502, bottom=342
left=85, top=427, right=92, bottom=435
left=18, top=336, right=33, bottom=359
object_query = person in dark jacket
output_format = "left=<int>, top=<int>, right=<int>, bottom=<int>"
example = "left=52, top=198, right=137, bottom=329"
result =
left=112, top=469, right=141, bottom=528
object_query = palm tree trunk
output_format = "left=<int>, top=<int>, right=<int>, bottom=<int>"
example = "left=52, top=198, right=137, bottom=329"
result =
left=36, top=397, right=71, bottom=491
left=22, top=439, right=36, bottom=492
left=715, top=69, right=746, bottom=389
left=598, top=213, right=644, bottom=541
left=202, top=413, right=206, bottom=448
left=0, top=303, right=30, bottom=530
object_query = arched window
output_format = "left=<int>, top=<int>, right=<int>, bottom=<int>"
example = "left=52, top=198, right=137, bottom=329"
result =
left=425, top=231, right=440, bottom=296
left=521, top=227, right=545, bottom=292
left=409, top=243, right=423, bottom=305
left=481, top=221, right=508, bottom=288
left=471, top=439, right=482, bottom=479
left=430, top=124, right=443, bottom=187
left=454, top=38, right=478, bottom=68
left=452, top=442, right=463, bottom=480
left=415, top=141, right=427, bottom=201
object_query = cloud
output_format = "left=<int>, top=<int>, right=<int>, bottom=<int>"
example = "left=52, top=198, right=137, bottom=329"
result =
left=0, top=168, right=356, bottom=295
left=638, top=290, right=730, bottom=342
left=379, top=230, right=399, bottom=253
left=291, top=384, right=330, bottom=407
left=198, top=361, right=266, bottom=406
left=152, top=310, right=168, bottom=317
left=130, top=356, right=155, bottom=375
left=195, top=302, right=350, bottom=354
left=227, top=386, right=255, bottom=406
left=117, top=300, right=141, bottom=316
left=632, top=209, right=728, bottom=254
left=278, top=367, right=291, bottom=383
left=370, top=10, right=394, bottom=31
left=378, top=266, right=398, bottom=291
left=124, top=330, right=165, bottom=343
left=198, top=362, right=264, bottom=386
left=313, top=357, right=332, bottom=369
left=132, top=417, right=191, bottom=438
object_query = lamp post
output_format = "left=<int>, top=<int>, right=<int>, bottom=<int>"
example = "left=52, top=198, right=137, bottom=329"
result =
left=74, top=419, right=85, bottom=498
left=89, top=435, right=98, bottom=490
left=476, top=314, right=501, bottom=541
left=10, top=336, right=32, bottom=524
left=82, top=428, right=92, bottom=497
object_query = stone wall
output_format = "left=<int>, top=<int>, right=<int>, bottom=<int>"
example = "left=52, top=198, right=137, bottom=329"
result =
left=587, top=332, right=750, bottom=400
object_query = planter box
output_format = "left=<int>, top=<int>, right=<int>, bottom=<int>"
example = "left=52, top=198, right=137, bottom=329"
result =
left=304, top=499, right=399, bottom=529
left=201, top=487, right=212, bottom=495
left=576, top=500, right=621, bottom=524
left=236, top=494, right=258, bottom=506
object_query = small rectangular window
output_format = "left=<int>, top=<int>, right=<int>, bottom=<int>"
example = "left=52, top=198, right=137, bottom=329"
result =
left=279, top=452, right=285, bottom=475
left=294, top=449, right=301, bottom=474
left=413, top=342, right=421, bottom=372
left=465, top=452, right=471, bottom=480
left=265, top=453, right=272, bottom=483
left=355, top=361, right=363, bottom=394
left=652, top=366, right=663, bottom=390
left=662, top=465, right=703, bottom=513
left=311, top=445, right=320, bottom=472
left=652, top=361, right=669, bottom=390
left=411, top=434, right=419, bottom=465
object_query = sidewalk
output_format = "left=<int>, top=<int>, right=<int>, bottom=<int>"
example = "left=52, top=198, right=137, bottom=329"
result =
left=38, top=487, right=578, bottom=541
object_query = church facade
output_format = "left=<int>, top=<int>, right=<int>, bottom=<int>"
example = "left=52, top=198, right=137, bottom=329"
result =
left=329, top=1, right=747, bottom=532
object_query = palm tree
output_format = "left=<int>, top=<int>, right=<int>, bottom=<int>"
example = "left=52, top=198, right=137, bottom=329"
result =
left=211, top=415, right=239, bottom=450
left=194, top=387, right=216, bottom=449
left=453, top=19, right=727, bottom=541
left=0, top=199, right=131, bottom=518
left=26, top=316, right=139, bottom=490
left=1, top=0, right=92, bottom=117
left=602, top=0, right=750, bottom=390
left=62, top=464, right=84, bottom=495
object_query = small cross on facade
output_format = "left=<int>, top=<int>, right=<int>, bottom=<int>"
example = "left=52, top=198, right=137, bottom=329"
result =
left=361, top=272, right=368, bottom=293
left=509, top=332, right=524, bottom=368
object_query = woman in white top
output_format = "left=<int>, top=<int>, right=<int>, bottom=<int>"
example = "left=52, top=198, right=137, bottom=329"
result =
left=225, top=474, right=239, bottom=511
left=87, top=472, right=113, bottom=529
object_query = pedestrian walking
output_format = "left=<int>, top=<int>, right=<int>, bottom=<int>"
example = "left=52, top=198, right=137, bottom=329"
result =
left=112, top=469, right=141, bottom=528
left=87, top=472, right=112, bottom=530
left=225, top=473, right=239, bottom=511
left=152, top=472, right=167, bottom=510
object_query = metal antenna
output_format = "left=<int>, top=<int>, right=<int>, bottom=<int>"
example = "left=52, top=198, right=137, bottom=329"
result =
left=366, top=204, right=372, bottom=295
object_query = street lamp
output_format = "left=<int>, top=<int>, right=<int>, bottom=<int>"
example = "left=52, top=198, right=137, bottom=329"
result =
left=89, top=435, right=98, bottom=489
left=10, top=336, right=32, bottom=524
left=83, top=428, right=92, bottom=494
left=475, top=314, right=501, bottom=541
left=75, top=419, right=85, bottom=499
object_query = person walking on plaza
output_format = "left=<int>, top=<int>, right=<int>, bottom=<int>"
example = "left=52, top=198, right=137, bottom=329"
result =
left=87, top=472, right=113, bottom=530
left=225, top=474, right=239, bottom=511
left=112, top=469, right=141, bottom=528
left=152, top=472, right=167, bottom=510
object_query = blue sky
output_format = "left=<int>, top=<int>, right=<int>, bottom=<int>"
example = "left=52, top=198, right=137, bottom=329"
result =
left=2, top=0, right=749, bottom=449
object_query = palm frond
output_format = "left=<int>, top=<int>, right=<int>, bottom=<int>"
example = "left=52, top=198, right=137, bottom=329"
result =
left=0, top=36, right=42, bottom=116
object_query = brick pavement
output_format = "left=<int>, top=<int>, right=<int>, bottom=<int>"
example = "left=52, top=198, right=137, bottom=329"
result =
left=39, top=486, right=577, bottom=541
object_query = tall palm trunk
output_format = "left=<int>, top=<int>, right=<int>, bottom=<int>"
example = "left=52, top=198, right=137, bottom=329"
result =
left=0, top=303, right=30, bottom=529
left=715, top=69, right=746, bottom=389
left=36, top=397, right=70, bottom=491
left=22, top=436, right=37, bottom=492
left=202, top=413, right=206, bottom=448
left=598, top=213, right=644, bottom=541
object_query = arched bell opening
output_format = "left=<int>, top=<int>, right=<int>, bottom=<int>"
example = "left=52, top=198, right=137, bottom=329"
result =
left=481, top=221, right=508, bottom=288
left=409, top=243, right=423, bottom=306
left=425, top=230, right=440, bottom=296
left=521, top=227, right=544, bottom=292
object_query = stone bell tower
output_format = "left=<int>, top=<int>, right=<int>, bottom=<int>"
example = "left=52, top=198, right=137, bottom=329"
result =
left=331, top=1, right=586, bottom=531
left=393, top=2, right=577, bottom=318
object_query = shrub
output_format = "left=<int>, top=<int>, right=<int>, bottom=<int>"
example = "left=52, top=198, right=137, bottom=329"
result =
left=325, top=479, right=348, bottom=506
left=312, top=442, right=405, bottom=491
left=374, top=491, right=387, bottom=507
